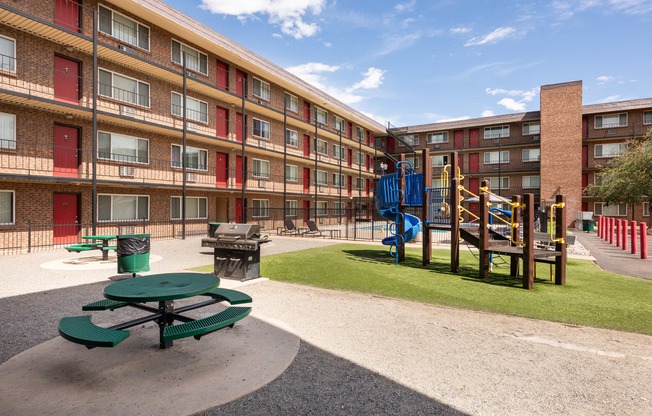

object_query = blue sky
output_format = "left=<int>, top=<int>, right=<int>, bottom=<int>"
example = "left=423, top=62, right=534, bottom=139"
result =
left=164, top=0, right=652, bottom=127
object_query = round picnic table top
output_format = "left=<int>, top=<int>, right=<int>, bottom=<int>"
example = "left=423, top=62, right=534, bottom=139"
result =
left=104, top=273, right=220, bottom=302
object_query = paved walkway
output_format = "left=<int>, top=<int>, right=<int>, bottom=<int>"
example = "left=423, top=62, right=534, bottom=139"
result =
left=574, top=231, right=651, bottom=280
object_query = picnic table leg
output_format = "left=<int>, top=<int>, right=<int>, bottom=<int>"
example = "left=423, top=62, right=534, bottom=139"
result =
left=102, top=241, right=109, bottom=261
left=158, top=300, right=175, bottom=349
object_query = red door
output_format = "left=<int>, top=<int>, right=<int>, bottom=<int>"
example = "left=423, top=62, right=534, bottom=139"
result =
left=235, top=113, right=243, bottom=142
left=53, top=192, right=79, bottom=244
left=302, top=201, right=310, bottom=223
left=236, top=70, right=246, bottom=96
left=581, top=202, right=588, bottom=211
left=454, top=130, right=463, bottom=148
left=459, top=154, right=464, bottom=171
left=581, top=174, right=588, bottom=195
left=303, top=134, right=310, bottom=157
left=347, top=175, right=352, bottom=197
left=216, top=107, right=228, bottom=138
left=366, top=179, right=371, bottom=196
left=469, top=203, right=480, bottom=220
left=348, top=122, right=353, bottom=139
left=469, top=153, right=479, bottom=173
left=236, top=155, right=243, bottom=188
left=582, top=117, right=588, bottom=139
left=236, top=198, right=243, bottom=223
left=469, top=128, right=479, bottom=147
left=54, top=124, right=79, bottom=177
left=303, top=168, right=310, bottom=194
left=54, top=56, right=80, bottom=104
left=469, top=178, right=479, bottom=194
left=303, top=102, right=311, bottom=122
left=347, top=149, right=352, bottom=168
left=582, top=145, right=588, bottom=167
left=216, top=61, right=228, bottom=90
left=367, top=155, right=372, bottom=171
left=55, top=0, right=80, bottom=32
left=216, top=152, right=228, bottom=187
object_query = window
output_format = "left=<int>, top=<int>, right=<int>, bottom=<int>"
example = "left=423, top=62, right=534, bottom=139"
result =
left=595, top=143, right=627, bottom=158
left=594, top=173, right=604, bottom=186
left=522, top=148, right=540, bottom=162
left=286, top=200, right=297, bottom=217
left=431, top=178, right=443, bottom=188
left=316, top=170, right=328, bottom=185
left=171, top=144, right=207, bottom=171
left=316, top=107, right=328, bottom=125
left=522, top=122, right=540, bottom=135
left=253, top=78, right=270, bottom=101
left=399, top=134, right=419, bottom=147
left=285, top=93, right=298, bottom=112
left=484, top=125, right=509, bottom=139
left=595, top=113, right=627, bottom=129
left=334, top=202, right=345, bottom=216
left=487, top=177, right=510, bottom=190
left=171, top=92, right=208, bottom=123
left=98, top=194, right=149, bottom=221
left=334, top=116, right=345, bottom=132
left=98, top=131, right=148, bottom=163
left=644, top=111, right=652, bottom=125
left=484, top=150, right=509, bottom=164
left=333, top=173, right=345, bottom=187
left=171, top=39, right=207, bottom=75
left=252, top=159, right=270, bottom=178
left=356, top=177, right=365, bottom=190
left=253, top=118, right=270, bottom=139
left=431, top=155, right=448, bottom=167
left=333, top=145, right=346, bottom=160
left=522, top=175, right=540, bottom=189
left=316, top=201, right=328, bottom=216
left=0, top=35, right=16, bottom=73
left=286, top=165, right=298, bottom=182
left=252, top=199, right=269, bottom=218
left=285, top=129, right=298, bottom=147
left=0, top=112, right=16, bottom=149
left=427, top=132, right=448, bottom=144
left=171, top=196, right=207, bottom=220
left=0, top=190, right=14, bottom=225
left=644, top=202, right=650, bottom=217
left=406, top=156, right=419, bottom=169
left=594, top=202, right=627, bottom=217
left=99, top=69, right=150, bottom=107
left=316, top=139, right=328, bottom=155
left=356, top=151, right=365, bottom=166
left=98, top=5, right=150, bottom=50
left=357, top=127, right=364, bottom=141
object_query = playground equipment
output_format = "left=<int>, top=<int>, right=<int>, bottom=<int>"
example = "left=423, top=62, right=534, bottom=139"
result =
left=375, top=160, right=422, bottom=263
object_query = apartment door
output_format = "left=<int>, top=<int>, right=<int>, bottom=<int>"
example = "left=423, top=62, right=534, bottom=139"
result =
left=235, top=113, right=243, bottom=142
left=55, top=0, right=81, bottom=33
left=303, top=168, right=310, bottom=193
left=216, top=61, right=228, bottom=90
left=469, top=153, right=479, bottom=173
left=347, top=149, right=352, bottom=168
left=216, top=107, right=228, bottom=138
left=302, top=201, right=310, bottom=223
left=469, top=128, right=479, bottom=147
left=54, top=56, right=80, bottom=104
left=458, top=154, right=464, bottom=172
left=303, top=102, right=311, bottom=122
left=581, top=174, right=588, bottom=195
left=469, top=178, right=479, bottom=194
left=215, top=152, right=228, bottom=187
left=215, top=197, right=228, bottom=222
left=53, top=124, right=79, bottom=177
left=454, top=130, right=463, bottom=148
left=303, top=134, right=310, bottom=157
left=347, top=122, right=353, bottom=139
left=235, top=198, right=244, bottom=223
left=235, top=155, right=243, bottom=188
left=347, top=175, right=352, bottom=197
left=582, top=145, right=588, bottom=167
left=236, top=70, right=246, bottom=96
left=53, top=192, right=79, bottom=244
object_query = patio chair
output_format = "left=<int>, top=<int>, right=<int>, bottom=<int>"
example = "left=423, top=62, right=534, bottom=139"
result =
left=278, top=219, right=300, bottom=235
left=302, top=220, right=324, bottom=237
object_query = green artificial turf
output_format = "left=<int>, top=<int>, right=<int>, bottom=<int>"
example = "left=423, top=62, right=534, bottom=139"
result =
left=195, top=244, right=652, bottom=335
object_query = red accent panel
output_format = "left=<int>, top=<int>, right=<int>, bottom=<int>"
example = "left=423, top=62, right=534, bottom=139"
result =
left=216, top=152, right=228, bottom=187
left=235, top=113, right=243, bottom=142
left=55, top=0, right=80, bottom=32
left=469, top=153, right=479, bottom=173
left=53, top=193, right=79, bottom=244
left=54, top=56, right=79, bottom=103
left=236, top=70, right=246, bottom=96
left=469, top=178, right=479, bottom=194
left=582, top=145, right=588, bottom=167
left=235, top=155, right=243, bottom=187
left=216, top=107, right=228, bottom=138
left=469, top=128, right=479, bottom=147
left=303, top=102, right=311, bottom=122
left=303, top=168, right=310, bottom=193
left=454, top=130, right=463, bottom=148
left=54, top=124, right=79, bottom=177
left=303, top=134, right=310, bottom=157
left=216, top=61, right=228, bottom=90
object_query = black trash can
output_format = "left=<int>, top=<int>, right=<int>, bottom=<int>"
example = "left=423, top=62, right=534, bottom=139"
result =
left=117, top=234, right=151, bottom=276
left=208, top=222, right=222, bottom=238
left=582, top=220, right=595, bottom=232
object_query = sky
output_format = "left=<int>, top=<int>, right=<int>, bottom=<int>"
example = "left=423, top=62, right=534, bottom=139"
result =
left=162, top=0, right=652, bottom=127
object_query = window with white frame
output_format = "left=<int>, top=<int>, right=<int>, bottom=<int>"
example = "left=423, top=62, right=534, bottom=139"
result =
left=522, top=148, right=540, bottom=162
left=594, top=202, right=627, bottom=216
left=98, top=194, right=149, bottom=221
left=286, top=165, right=298, bottom=182
left=284, top=93, right=298, bottom=112
left=644, top=111, right=652, bottom=125
left=316, top=107, right=328, bottom=125
left=332, top=144, right=345, bottom=160
left=522, top=175, right=540, bottom=189
left=522, top=122, right=540, bottom=135
left=357, top=127, right=364, bottom=141
left=0, top=112, right=16, bottom=149
left=484, top=150, right=509, bottom=164
left=171, top=196, right=207, bottom=220
left=644, top=202, right=650, bottom=216
left=285, top=129, right=298, bottom=147
left=356, top=177, right=365, bottom=190
left=406, top=156, right=419, bottom=169
left=594, top=173, right=604, bottom=185
left=595, top=143, right=627, bottom=158
left=171, top=92, right=208, bottom=123
left=252, top=159, right=270, bottom=178
left=98, top=131, right=148, bottom=163
left=253, top=77, right=270, bottom=101
left=333, top=173, right=345, bottom=187
left=316, top=201, right=328, bottom=216
left=252, top=199, right=269, bottom=218
left=595, top=113, right=627, bottom=129
left=0, top=190, right=14, bottom=225
left=98, top=5, right=150, bottom=50
left=286, top=200, right=297, bottom=217
left=171, top=39, right=207, bottom=75
left=99, top=68, right=150, bottom=107
left=171, top=144, right=207, bottom=171
left=0, top=35, right=16, bottom=73
left=487, top=176, right=510, bottom=190
left=253, top=118, right=270, bottom=139
left=431, top=178, right=443, bottom=188
left=484, top=125, right=509, bottom=139
left=316, top=170, right=328, bottom=185
left=427, top=132, right=448, bottom=144
left=399, top=134, right=419, bottom=147
left=334, top=202, right=345, bottom=216
left=431, top=155, right=449, bottom=167
left=356, top=151, right=365, bottom=166
left=316, top=139, right=328, bottom=155
left=334, top=116, right=345, bottom=132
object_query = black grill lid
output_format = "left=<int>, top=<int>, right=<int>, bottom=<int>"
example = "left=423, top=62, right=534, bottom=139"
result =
left=214, top=223, right=260, bottom=240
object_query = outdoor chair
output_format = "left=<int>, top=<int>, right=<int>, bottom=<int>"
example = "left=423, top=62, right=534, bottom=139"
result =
left=278, top=219, right=300, bottom=236
left=302, top=220, right=324, bottom=238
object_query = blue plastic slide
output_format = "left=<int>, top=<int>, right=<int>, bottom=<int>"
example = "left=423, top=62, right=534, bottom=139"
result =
left=379, top=209, right=421, bottom=246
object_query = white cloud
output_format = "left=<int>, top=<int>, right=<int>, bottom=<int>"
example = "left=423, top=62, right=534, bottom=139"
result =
left=465, top=27, right=519, bottom=46
left=597, top=75, right=615, bottom=84
left=199, top=0, right=326, bottom=39
left=486, top=87, right=538, bottom=112
left=552, top=0, right=652, bottom=19
left=350, top=68, right=385, bottom=90
left=497, top=98, right=527, bottom=111
left=450, top=27, right=471, bottom=34
left=394, top=0, right=417, bottom=12
left=272, top=33, right=283, bottom=40
left=481, top=109, right=495, bottom=117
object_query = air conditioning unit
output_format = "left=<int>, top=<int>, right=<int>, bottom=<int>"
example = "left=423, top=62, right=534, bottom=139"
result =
left=120, top=105, right=136, bottom=117
left=258, top=180, right=266, bottom=188
left=532, top=135, right=540, bottom=141
left=118, top=44, right=136, bottom=54
left=119, top=225, right=135, bottom=235
left=185, top=172, right=197, bottom=182
left=119, top=165, right=135, bottom=177
left=318, top=186, right=325, bottom=193
left=186, top=70, right=198, bottom=79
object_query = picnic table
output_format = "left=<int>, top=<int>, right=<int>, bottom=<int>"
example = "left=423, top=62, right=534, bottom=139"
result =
left=65, top=235, right=117, bottom=261
left=58, top=272, right=252, bottom=349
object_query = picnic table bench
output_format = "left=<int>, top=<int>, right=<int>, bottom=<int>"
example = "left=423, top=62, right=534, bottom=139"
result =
left=65, top=235, right=117, bottom=260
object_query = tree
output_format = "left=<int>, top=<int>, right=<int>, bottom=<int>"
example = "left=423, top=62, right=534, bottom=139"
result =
left=586, top=130, right=652, bottom=226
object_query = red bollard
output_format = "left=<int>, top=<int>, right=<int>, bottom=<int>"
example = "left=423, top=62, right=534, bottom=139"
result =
left=609, top=218, right=614, bottom=244
left=597, top=216, right=603, bottom=238
left=640, top=223, right=648, bottom=260
left=616, top=219, right=622, bottom=247
left=621, top=220, right=627, bottom=251
left=631, top=220, right=637, bottom=255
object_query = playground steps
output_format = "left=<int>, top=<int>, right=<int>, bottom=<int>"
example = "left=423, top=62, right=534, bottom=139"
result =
left=460, top=226, right=516, bottom=250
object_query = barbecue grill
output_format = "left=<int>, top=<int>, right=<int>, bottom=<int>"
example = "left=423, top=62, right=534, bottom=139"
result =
left=201, top=223, right=270, bottom=281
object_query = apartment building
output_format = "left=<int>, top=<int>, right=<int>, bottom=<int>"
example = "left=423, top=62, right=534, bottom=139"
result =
left=382, top=81, right=652, bottom=226
left=0, top=0, right=384, bottom=246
